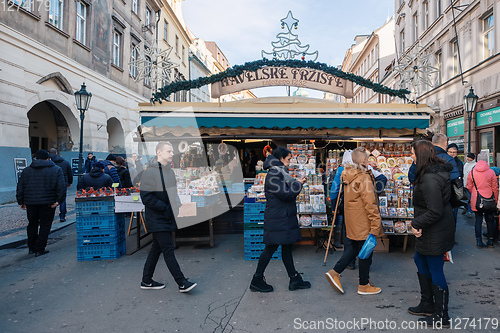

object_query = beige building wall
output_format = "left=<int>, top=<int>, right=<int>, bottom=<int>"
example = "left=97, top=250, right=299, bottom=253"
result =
left=395, top=0, right=500, bottom=161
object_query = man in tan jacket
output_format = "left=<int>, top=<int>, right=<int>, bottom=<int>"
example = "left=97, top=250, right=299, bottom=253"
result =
left=325, top=147, right=384, bottom=295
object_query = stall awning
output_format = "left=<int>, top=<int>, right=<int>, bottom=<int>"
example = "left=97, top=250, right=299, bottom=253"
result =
left=136, top=97, right=433, bottom=138
left=141, top=112, right=429, bottom=130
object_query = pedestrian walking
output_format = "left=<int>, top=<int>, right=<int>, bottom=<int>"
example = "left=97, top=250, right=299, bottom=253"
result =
left=116, top=156, right=133, bottom=188
left=126, top=157, right=138, bottom=184
left=466, top=153, right=498, bottom=248
left=102, top=154, right=122, bottom=187
left=140, top=142, right=196, bottom=293
left=49, top=148, right=73, bottom=222
left=77, top=162, right=113, bottom=190
left=463, top=153, right=476, bottom=217
left=132, top=153, right=144, bottom=174
left=325, top=147, right=384, bottom=295
left=16, top=149, right=66, bottom=257
left=249, top=147, right=311, bottom=293
left=84, top=152, right=97, bottom=174
left=407, top=140, right=455, bottom=328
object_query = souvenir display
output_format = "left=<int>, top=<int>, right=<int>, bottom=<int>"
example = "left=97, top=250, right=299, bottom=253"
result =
left=382, top=220, right=394, bottom=233
left=394, top=221, right=407, bottom=234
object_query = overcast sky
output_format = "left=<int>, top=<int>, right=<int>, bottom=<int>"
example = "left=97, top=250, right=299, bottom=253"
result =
left=182, top=0, right=396, bottom=98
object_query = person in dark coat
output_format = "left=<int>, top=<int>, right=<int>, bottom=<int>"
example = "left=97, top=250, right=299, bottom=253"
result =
left=101, top=154, right=121, bottom=187
left=132, top=153, right=144, bottom=174
left=115, top=156, right=133, bottom=188
left=249, top=147, right=310, bottom=293
left=16, top=149, right=66, bottom=257
left=446, top=143, right=464, bottom=179
left=84, top=152, right=97, bottom=174
left=408, top=140, right=455, bottom=328
left=49, top=148, right=73, bottom=222
left=140, top=142, right=196, bottom=293
left=77, top=162, right=113, bottom=190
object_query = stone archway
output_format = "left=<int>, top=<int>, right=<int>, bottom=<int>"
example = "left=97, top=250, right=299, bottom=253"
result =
left=27, top=100, right=78, bottom=156
left=107, top=117, right=125, bottom=154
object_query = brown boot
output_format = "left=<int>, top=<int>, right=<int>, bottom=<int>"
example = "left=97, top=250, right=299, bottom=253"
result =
left=325, top=269, right=344, bottom=294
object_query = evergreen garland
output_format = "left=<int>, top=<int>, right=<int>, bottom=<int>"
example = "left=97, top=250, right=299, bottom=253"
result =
left=151, top=59, right=410, bottom=104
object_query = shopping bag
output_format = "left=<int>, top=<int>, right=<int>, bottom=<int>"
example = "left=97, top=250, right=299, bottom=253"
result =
left=443, top=251, right=454, bottom=264
left=358, top=234, right=377, bottom=259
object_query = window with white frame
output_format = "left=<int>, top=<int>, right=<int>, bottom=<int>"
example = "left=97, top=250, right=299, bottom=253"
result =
left=113, top=30, right=121, bottom=67
left=400, top=29, right=405, bottom=52
left=130, top=44, right=138, bottom=79
left=413, top=12, right=418, bottom=42
left=146, top=6, right=152, bottom=28
left=76, top=1, right=87, bottom=44
left=435, top=50, right=442, bottom=85
left=423, top=1, right=429, bottom=31
left=182, top=45, right=185, bottom=64
left=49, top=0, right=64, bottom=30
left=163, top=20, right=168, bottom=41
left=482, top=13, right=494, bottom=60
left=144, top=55, right=151, bottom=86
left=175, top=35, right=179, bottom=55
left=132, top=0, right=138, bottom=14
left=451, top=40, right=459, bottom=76
left=436, top=0, right=442, bottom=18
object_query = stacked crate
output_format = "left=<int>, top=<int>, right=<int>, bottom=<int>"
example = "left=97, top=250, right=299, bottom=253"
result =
left=76, top=196, right=126, bottom=261
left=244, top=198, right=281, bottom=260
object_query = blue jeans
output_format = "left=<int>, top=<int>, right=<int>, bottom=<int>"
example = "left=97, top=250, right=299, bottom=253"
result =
left=474, top=211, right=496, bottom=239
left=59, top=200, right=67, bottom=218
left=465, top=189, right=473, bottom=213
left=414, top=251, right=447, bottom=290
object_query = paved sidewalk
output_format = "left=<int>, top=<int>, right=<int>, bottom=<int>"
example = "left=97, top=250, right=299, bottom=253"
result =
left=0, top=214, right=498, bottom=333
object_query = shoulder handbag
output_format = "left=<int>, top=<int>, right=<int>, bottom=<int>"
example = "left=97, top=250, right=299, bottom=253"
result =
left=449, top=177, right=468, bottom=208
left=471, top=170, right=497, bottom=212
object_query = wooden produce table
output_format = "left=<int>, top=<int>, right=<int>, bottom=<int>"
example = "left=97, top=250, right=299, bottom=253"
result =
left=173, top=203, right=216, bottom=248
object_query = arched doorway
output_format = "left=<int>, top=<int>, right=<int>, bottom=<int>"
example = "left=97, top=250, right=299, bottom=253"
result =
left=28, top=101, right=77, bottom=156
left=107, top=117, right=125, bottom=154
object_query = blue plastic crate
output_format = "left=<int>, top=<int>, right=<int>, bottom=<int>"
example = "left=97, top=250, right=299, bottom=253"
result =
left=243, top=214, right=265, bottom=224
left=232, top=183, right=245, bottom=193
left=76, top=214, right=125, bottom=232
left=244, top=229, right=264, bottom=241
left=244, top=202, right=266, bottom=215
left=191, top=194, right=219, bottom=207
left=243, top=223, right=264, bottom=230
left=76, top=198, right=115, bottom=216
left=77, top=239, right=126, bottom=261
left=244, top=248, right=282, bottom=261
left=77, top=227, right=125, bottom=245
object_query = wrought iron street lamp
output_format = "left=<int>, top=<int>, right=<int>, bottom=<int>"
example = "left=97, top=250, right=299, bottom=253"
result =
left=74, top=83, right=92, bottom=179
left=464, top=87, right=478, bottom=154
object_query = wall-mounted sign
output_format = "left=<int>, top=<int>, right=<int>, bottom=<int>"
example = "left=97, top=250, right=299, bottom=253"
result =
left=71, top=158, right=80, bottom=176
left=446, top=117, right=464, bottom=137
left=14, top=158, right=27, bottom=183
left=211, top=66, right=353, bottom=99
left=477, top=106, right=500, bottom=127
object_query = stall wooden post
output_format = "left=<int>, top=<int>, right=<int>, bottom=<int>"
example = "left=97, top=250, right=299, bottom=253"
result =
left=323, top=183, right=343, bottom=266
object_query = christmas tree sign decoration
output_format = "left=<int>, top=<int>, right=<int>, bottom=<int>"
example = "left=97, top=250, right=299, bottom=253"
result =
left=262, top=11, right=318, bottom=61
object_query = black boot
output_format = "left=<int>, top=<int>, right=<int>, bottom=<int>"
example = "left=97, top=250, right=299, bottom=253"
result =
left=418, top=285, right=450, bottom=328
left=477, top=238, right=486, bottom=248
left=408, top=273, right=434, bottom=316
left=250, top=274, right=273, bottom=292
left=289, top=272, right=311, bottom=291
left=487, top=238, right=495, bottom=248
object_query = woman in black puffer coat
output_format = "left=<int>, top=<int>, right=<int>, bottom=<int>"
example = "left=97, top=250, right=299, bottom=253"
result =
left=249, top=147, right=311, bottom=293
left=408, top=140, right=455, bottom=328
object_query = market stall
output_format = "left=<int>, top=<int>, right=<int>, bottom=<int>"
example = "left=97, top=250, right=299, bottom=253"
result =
left=135, top=96, right=433, bottom=253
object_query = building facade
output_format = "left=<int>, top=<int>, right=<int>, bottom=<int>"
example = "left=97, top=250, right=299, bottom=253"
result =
left=394, top=0, right=500, bottom=163
left=340, top=17, right=397, bottom=104
left=0, top=0, right=163, bottom=203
